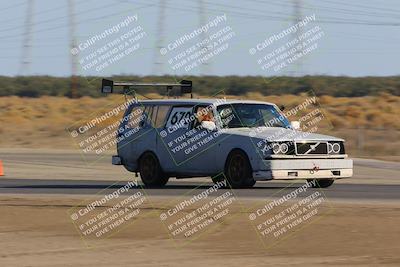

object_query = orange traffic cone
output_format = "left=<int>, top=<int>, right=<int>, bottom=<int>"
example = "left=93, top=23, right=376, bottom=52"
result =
left=0, top=160, right=3, bottom=176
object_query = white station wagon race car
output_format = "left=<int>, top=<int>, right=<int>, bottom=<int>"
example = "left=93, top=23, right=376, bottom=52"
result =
left=102, top=79, right=353, bottom=189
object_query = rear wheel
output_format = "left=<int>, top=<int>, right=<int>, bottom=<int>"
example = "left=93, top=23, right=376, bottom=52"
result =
left=139, top=152, right=169, bottom=187
left=225, top=150, right=255, bottom=189
left=307, top=179, right=334, bottom=188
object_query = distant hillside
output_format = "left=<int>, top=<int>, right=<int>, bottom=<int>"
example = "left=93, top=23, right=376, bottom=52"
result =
left=0, top=75, right=399, bottom=97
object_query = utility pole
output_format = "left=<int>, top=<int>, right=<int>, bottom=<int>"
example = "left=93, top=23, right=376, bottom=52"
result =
left=153, top=0, right=210, bottom=76
left=19, top=0, right=34, bottom=75
left=292, top=0, right=303, bottom=76
left=198, top=0, right=210, bottom=76
left=68, top=0, right=78, bottom=98
left=153, top=0, right=166, bottom=75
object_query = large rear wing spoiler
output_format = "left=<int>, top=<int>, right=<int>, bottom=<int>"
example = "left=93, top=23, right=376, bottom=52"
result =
left=101, top=78, right=192, bottom=98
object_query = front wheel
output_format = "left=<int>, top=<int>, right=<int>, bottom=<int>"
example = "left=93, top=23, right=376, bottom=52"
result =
left=307, top=179, right=334, bottom=188
left=139, top=152, right=169, bottom=187
left=225, top=150, right=255, bottom=189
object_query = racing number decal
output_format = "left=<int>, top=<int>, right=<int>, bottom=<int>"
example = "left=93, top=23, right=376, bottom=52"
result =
left=166, top=107, right=193, bottom=129
left=170, top=111, right=191, bottom=124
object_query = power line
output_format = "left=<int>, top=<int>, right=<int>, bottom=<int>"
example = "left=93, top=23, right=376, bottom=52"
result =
left=3, top=0, right=400, bottom=41
left=0, top=1, right=26, bottom=13
left=318, top=0, right=400, bottom=15
left=0, top=2, right=118, bottom=33
left=246, top=0, right=400, bottom=25
left=0, top=3, right=155, bottom=40
left=299, top=1, right=400, bottom=21
left=169, top=0, right=400, bottom=26
left=0, top=0, right=95, bottom=25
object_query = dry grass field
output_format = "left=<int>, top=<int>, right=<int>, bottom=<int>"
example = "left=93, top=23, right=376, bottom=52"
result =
left=0, top=94, right=399, bottom=160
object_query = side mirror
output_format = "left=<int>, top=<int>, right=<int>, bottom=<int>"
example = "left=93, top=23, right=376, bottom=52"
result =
left=291, top=121, right=300, bottom=130
left=201, top=121, right=217, bottom=131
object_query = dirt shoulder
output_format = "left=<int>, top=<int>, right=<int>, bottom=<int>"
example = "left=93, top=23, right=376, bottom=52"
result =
left=0, top=195, right=399, bottom=266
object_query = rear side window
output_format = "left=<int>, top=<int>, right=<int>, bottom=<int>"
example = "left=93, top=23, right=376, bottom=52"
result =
left=150, top=106, right=158, bottom=126
left=127, top=106, right=145, bottom=128
left=143, top=105, right=154, bottom=125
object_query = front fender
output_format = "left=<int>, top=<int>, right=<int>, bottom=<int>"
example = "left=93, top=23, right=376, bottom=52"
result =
left=215, top=134, right=264, bottom=172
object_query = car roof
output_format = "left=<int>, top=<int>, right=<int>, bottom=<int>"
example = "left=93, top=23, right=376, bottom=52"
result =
left=137, top=98, right=276, bottom=106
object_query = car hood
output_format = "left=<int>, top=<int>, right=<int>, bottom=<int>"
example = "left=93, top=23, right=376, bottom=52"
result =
left=221, top=127, right=344, bottom=142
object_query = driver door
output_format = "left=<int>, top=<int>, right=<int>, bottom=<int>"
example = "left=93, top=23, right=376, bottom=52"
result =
left=157, top=104, right=218, bottom=176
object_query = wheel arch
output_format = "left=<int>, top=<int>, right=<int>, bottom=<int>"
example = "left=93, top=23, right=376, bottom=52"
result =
left=137, top=150, right=161, bottom=172
left=224, top=148, right=253, bottom=172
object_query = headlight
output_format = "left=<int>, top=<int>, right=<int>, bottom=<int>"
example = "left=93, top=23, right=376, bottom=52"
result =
left=280, top=143, right=289, bottom=154
left=272, top=143, right=281, bottom=154
left=328, top=142, right=343, bottom=154
left=270, top=142, right=293, bottom=155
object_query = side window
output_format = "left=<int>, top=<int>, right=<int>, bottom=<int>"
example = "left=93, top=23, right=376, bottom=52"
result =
left=127, top=106, right=145, bottom=129
left=217, top=105, right=236, bottom=128
left=143, top=105, right=153, bottom=125
left=154, top=105, right=171, bottom=128
left=151, top=106, right=158, bottom=126
left=133, top=105, right=156, bottom=128
left=165, top=106, right=193, bottom=129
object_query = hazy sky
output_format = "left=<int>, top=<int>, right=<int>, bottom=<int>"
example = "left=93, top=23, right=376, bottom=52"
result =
left=1, top=0, right=399, bottom=77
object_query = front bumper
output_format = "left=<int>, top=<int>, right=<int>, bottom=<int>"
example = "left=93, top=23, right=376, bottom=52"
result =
left=253, top=158, right=353, bottom=181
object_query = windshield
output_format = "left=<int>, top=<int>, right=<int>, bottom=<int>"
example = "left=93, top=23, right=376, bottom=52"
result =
left=216, top=103, right=290, bottom=128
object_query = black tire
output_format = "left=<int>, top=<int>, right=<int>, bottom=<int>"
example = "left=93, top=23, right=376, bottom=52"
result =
left=225, top=150, right=255, bottom=189
left=307, top=179, right=334, bottom=188
left=139, top=152, right=169, bottom=187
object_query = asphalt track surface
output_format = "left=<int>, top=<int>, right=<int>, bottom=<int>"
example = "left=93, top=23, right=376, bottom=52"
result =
left=0, top=150, right=399, bottom=201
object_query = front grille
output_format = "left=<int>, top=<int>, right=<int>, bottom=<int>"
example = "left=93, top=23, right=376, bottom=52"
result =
left=296, top=142, right=328, bottom=155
